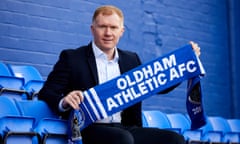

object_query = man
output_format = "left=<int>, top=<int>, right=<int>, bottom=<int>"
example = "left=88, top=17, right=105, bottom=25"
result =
left=39, top=5, right=200, bottom=144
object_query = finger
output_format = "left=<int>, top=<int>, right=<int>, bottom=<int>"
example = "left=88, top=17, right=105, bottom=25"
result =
left=70, top=97, right=80, bottom=110
left=189, top=41, right=198, bottom=48
left=189, top=41, right=201, bottom=56
left=72, top=93, right=81, bottom=105
left=191, top=42, right=198, bottom=49
left=65, top=93, right=80, bottom=110
left=72, top=91, right=84, bottom=104
left=189, top=41, right=195, bottom=46
left=76, top=91, right=84, bottom=102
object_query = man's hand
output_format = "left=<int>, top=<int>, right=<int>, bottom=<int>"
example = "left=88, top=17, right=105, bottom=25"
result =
left=62, top=90, right=84, bottom=110
left=190, top=41, right=201, bottom=57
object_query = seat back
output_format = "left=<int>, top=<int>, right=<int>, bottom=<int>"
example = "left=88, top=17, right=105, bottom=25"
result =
left=222, top=119, right=240, bottom=143
left=142, top=111, right=148, bottom=127
left=0, top=62, right=12, bottom=76
left=15, top=100, right=69, bottom=144
left=0, top=97, right=38, bottom=144
left=0, top=75, right=25, bottom=90
left=35, top=118, right=68, bottom=144
left=0, top=96, right=19, bottom=117
left=201, top=116, right=231, bottom=143
left=223, top=133, right=240, bottom=143
left=227, top=119, right=240, bottom=133
left=184, top=115, right=214, bottom=142
left=15, top=100, right=58, bottom=126
left=208, top=116, right=231, bottom=133
left=7, top=64, right=43, bottom=84
left=22, top=80, right=45, bottom=100
left=0, top=75, right=28, bottom=100
left=143, top=110, right=171, bottom=129
left=199, top=117, right=213, bottom=133
left=167, top=113, right=191, bottom=133
left=15, top=99, right=71, bottom=144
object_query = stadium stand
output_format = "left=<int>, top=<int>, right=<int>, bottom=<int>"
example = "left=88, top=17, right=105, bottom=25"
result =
left=0, top=96, right=41, bottom=144
left=204, top=116, right=240, bottom=143
left=1, top=62, right=240, bottom=144
left=15, top=99, right=68, bottom=144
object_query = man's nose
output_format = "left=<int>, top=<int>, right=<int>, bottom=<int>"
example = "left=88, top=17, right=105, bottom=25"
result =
left=104, top=27, right=112, bottom=35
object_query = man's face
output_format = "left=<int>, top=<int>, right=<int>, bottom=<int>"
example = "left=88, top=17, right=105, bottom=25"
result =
left=91, top=13, right=124, bottom=52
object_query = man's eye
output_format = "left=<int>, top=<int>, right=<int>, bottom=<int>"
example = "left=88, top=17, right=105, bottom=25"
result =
left=112, top=26, right=119, bottom=29
left=99, top=25, right=107, bottom=28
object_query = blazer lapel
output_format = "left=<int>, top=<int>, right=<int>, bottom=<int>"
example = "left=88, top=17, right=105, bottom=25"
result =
left=86, top=43, right=99, bottom=84
left=118, top=52, right=129, bottom=74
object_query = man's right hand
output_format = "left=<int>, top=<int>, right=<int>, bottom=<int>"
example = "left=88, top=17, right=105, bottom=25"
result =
left=62, top=90, right=84, bottom=110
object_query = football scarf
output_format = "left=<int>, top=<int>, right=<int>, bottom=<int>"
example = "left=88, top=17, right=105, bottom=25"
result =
left=187, top=75, right=206, bottom=130
left=68, top=44, right=206, bottom=143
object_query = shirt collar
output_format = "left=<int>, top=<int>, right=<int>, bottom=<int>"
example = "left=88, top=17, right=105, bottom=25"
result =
left=92, top=41, right=119, bottom=62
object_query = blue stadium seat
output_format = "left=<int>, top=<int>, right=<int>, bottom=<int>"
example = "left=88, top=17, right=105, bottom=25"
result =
left=143, top=110, right=171, bottom=129
left=7, top=64, right=43, bottom=84
left=1, top=62, right=31, bottom=100
left=0, top=75, right=29, bottom=100
left=182, top=114, right=206, bottom=143
left=184, top=115, right=236, bottom=144
left=201, top=116, right=233, bottom=143
left=0, top=62, right=12, bottom=76
left=183, top=130, right=203, bottom=144
left=208, top=116, right=231, bottom=133
left=34, top=118, right=68, bottom=144
left=0, top=62, right=30, bottom=100
left=166, top=113, right=191, bottom=134
left=227, top=119, right=240, bottom=133
left=0, top=96, right=20, bottom=117
left=223, top=133, right=240, bottom=143
left=22, top=80, right=45, bottom=100
left=0, top=75, right=24, bottom=90
left=14, top=100, right=59, bottom=125
left=7, top=64, right=44, bottom=100
left=224, top=119, right=240, bottom=143
left=15, top=99, right=68, bottom=143
left=0, top=96, right=40, bottom=144
left=209, top=116, right=240, bottom=143
left=141, top=111, right=148, bottom=127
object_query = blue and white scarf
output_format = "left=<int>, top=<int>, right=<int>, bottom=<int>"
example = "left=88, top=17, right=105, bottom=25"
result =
left=68, top=44, right=206, bottom=143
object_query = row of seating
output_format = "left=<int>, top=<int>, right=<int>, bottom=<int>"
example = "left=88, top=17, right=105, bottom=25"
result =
left=0, top=96, right=68, bottom=144
left=1, top=94, right=240, bottom=144
left=1, top=62, right=240, bottom=143
left=142, top=110, right=240, bottom=143
left=0, top=62, right=44, bottom=100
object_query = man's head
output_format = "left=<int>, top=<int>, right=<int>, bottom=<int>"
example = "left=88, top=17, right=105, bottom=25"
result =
left=91, top=5, right=125, bottom=54
left=92, top=5, right=124, bottom=28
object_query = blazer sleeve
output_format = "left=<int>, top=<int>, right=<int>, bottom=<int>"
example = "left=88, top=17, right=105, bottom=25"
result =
left=38, top=50, right=73, bottom=117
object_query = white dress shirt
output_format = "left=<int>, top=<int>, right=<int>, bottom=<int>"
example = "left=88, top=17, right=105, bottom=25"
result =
left=92, top=42, right=122, bottom=123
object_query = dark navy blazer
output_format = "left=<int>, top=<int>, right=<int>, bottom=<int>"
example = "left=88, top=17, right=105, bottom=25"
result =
left=39, top=43, right=143, bottom=127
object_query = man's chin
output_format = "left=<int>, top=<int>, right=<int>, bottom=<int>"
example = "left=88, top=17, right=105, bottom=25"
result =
left=101, top=44, right=115, bottom=50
